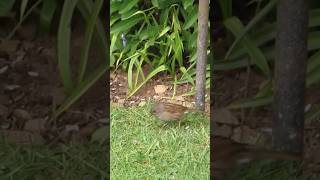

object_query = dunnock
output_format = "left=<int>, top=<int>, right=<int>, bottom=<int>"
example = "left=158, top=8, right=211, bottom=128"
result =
left=212, top=137, right=301, bottom=180
left=151, top=102, right=196, bottom=122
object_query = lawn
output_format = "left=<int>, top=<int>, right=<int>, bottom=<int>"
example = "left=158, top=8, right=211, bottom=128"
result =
left=0, top=143, right=107, bottom=179
left=110, top=102, right=210, bottom=180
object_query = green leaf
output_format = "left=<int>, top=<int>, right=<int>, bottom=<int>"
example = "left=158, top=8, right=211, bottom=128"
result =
left=228, top=95, right=273, bottom=109
left=119, top=0, right=139, bottom=14
left=77, top=0, right=104, bottom=84
left=128, top=65, right=167, bottom=97
left=151, top=0, right=159, bottom=8
left=307, top=50, right=320, bottom=74
left=91, top=126, right=107, bottom=144
left=40, top=0, right=57, bottom=32
left=110, top=14, right=121, bottom=26
left=158, top=26, right=170, bottom=38
left=120, top=8, right=139, bottom=20
left=309, top=8, right=320, bottom=27
left=110, top=33, right=118, bottom=53
left=179, top=67, right=195, bottom=85
left=57, top=0, right=79, bottom=93
left=111, top=15, right=143, bottom=34
left=77, top=0, right=108, bottom=61
left=225, top=0, right=277, bottom=58
left=217, top=0, right=232, bottom=19
left=54, top=61, right=108, bottom=117
left=183, top=6, right=198, bottom=30
left=160, top=8, right=169, bottom=25
left=20, top=0, right=28, bottom=21
left=0, top=0, right=15, bottom=16
left=111, top=0, right=122, bottom=14
left=183, top=0, right=194, bottom=10
left=224, top=17, right=271, bottom=77
left=127, top=55, right=138, bottom=90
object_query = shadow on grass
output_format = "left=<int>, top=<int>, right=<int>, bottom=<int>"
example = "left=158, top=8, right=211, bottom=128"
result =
left=230, top=160, right=308, bottom=180
left=0, top=142, right=107, bottom=180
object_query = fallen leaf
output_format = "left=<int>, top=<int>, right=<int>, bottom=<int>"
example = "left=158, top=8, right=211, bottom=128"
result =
left=154, top=85, right=168, bottom=94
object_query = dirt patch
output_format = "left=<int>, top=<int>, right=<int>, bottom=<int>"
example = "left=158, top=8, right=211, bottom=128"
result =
left=110, top=70, right=210, bottom=116
left=0, top=22, right=107, bottom=146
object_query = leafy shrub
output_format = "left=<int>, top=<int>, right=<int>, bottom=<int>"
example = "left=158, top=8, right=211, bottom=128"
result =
left=111, top=0, right=210, bottom=97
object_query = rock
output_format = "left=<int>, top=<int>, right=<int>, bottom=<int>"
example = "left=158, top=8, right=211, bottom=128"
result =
left=213, top=108, right=239, bottom=125
left=0, top=65, right=8, bottom=74
left=213, top=124, right=232, bottom=138
left=231, top=126, right=264, bottom=145
left=13, top=109, right=32, bottom=121
left=4, top=84, right=20, bottom=91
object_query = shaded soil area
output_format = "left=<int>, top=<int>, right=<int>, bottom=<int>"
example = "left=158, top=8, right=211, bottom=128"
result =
left=0, top=22, right=107, bottom=146
left=213, top=69, right=320, bottom=179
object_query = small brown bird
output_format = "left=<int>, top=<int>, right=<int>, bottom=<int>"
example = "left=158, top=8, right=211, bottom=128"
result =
left=151, top=102, right=196, bottom=122
left=212, top=137, right=302, bottom=180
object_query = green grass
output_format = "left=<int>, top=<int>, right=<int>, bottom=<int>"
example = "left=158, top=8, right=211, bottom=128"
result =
left=0, top=143, right=107, bottom=180
left=110, top=103, right=210, bottom=180
left=232, top=160, right=308, bottom=180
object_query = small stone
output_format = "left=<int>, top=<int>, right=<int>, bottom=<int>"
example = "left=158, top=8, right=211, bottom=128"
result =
left=231, top=126, right=263, bottom=145
left=213, top=108, right=239, bottom=125
left=65, top=124, right=80, bottom=132
left=27, top=71, right=39, bottom=77
left=118, top=99, right=125, bottom=104
left=0, top=65, right=8, bottom=74
left=13, top=109, right=32, bottom=121
left=5, top=84, right=20, bottom=91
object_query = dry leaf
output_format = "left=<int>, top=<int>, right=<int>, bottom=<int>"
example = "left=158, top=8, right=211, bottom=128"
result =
left=154, top=85, right=168, bottom=94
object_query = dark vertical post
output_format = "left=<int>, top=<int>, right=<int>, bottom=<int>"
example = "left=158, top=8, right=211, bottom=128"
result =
left=273, top=0, right=308, bottom=154
left=196, top=0, right=209, bottom=111
left=106, top=0, right=110, bottom=178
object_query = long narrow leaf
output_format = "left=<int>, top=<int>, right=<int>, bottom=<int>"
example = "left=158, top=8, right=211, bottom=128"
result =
left=77, top=0, right=108, bottom=59
left=54, top=62, right=108, bottom=117
left=77, top=0, right=104, bottom=84
left=224, top=17, right=270, bottom=77
left=128, top=65, right=167, bottom=97
left=57, top=0, right=78, bottom=93
left=225, top=0, right=276, bottom=58
left=228, top=95, right=273, bottom=109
